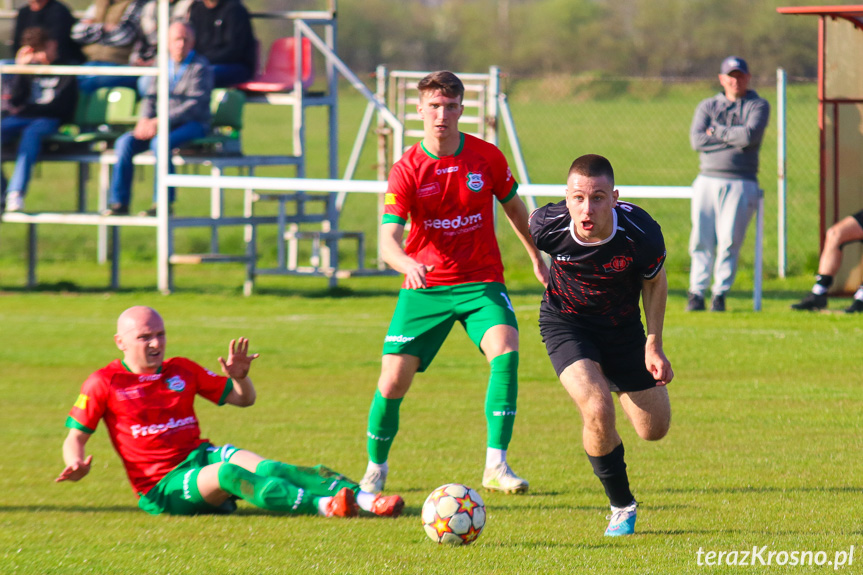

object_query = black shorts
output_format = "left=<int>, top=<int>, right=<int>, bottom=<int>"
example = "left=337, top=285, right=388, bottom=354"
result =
left=539, top=312, right=657, bottom=392
left=853, top=210, right=863, bottom=230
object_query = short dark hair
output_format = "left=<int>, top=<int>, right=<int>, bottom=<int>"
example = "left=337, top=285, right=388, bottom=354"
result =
left=568, top=154, right=614, bottom=185
left=20, top=26, right=52, bottom=51
left=417, top=70, right=465, bottom=101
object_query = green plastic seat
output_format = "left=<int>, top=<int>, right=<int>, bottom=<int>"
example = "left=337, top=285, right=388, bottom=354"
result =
left=179, top=88, right=246, bottom=155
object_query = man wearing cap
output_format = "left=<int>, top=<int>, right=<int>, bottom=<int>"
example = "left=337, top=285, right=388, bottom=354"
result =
left=686, top=56, right=770, bottom=312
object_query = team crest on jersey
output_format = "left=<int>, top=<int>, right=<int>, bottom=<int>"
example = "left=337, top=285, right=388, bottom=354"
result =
left=166, top=376, right=186, bottom=392
left=603, top=255, right=633, bottom=273
left=466, top=172, right=484, bottom=192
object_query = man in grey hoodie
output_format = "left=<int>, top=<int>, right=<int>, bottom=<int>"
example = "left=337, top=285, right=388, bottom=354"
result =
left=687, top=56, right=770, bottom=312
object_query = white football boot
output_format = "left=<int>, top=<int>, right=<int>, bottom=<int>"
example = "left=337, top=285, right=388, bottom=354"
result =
left=482, top=462, right=529, bottom=494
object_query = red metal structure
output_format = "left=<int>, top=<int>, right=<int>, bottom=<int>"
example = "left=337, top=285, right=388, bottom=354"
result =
left=779, top=5, right=863, bottom=292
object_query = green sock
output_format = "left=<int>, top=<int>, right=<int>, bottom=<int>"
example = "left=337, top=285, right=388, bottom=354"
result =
left=485, top=351, right=519, bottom=450
left=255, top=460, right=357, bottom=496
left=366, top=389, right=403, bottom=464
left=217, top=462, right=318, bottom=515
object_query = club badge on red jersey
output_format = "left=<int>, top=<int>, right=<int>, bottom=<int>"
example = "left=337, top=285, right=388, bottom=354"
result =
left=466, top=172, right=484, bottom=192
left=166, top=376, right=186, bottom=392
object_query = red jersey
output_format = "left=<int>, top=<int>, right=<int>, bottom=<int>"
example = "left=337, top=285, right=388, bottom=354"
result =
left=65, top=358, right=231, bottom=495
left=382, top=133, right=518, bottom=287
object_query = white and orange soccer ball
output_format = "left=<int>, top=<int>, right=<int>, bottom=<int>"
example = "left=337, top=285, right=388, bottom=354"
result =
left=421, top=483, right=486, bottom=545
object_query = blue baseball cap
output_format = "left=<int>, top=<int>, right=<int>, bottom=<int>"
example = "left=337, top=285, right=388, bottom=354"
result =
left=720, top=56, right=749, bottom=75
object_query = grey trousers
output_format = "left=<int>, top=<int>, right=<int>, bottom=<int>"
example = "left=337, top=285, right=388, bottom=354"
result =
left=688, top=174, right=760, bottom=296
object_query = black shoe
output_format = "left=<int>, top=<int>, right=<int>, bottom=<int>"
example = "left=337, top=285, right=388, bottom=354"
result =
left=686, top=292, right=705, bottom=312
left=102, top=203, right=129, bottom=216
left=844, top=299, right=863, bottom=314
left=710, top=293, right=726, bottom=312
left=139, top=204, right=172, bottom=217
left=791, top=292, right=827, bottom=311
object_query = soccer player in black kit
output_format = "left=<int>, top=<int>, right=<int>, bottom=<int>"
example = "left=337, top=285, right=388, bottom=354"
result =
left=529, top=154, right=673, bottom=536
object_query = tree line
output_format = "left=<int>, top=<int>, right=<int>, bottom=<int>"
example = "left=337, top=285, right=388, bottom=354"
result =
left=47, top=0, right=827, bottom=80
left=336, top=0, right=825, bottom=80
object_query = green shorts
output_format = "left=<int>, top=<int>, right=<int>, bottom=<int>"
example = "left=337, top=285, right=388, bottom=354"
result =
left=382, top=282, right=518, bottom=372
left=137, top=443, right=240, bottom=516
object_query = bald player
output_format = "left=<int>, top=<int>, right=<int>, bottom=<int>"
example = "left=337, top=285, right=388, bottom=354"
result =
left=58, top=306, right=404, bottom=518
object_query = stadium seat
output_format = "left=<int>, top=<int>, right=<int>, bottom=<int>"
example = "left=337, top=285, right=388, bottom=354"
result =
left=45, top=87, right=138, bottom=148
left=178, top=88, right=246, bottom=155
left=237, top=37, right=314, bottom=93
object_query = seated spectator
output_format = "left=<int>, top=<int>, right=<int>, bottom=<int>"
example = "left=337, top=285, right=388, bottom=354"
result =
left=1, top=27, right=77, bottom=213
left=13, top=0, right=84, bottom=64
left=791, top=211, right=863, bottom=313
left=71, top=0, right=148, bottom=93
left=187, top=0, right=256, bottom=88
left=103, top=21, right=212, bottom=217
left=131, top=0, right=195, bottom=95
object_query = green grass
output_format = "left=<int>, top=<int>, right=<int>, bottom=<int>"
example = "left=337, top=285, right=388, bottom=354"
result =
left=1, top=287, right=862, bottom=574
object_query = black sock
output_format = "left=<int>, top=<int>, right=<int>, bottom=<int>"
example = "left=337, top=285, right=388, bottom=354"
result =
left=815, top=275, right=834, bottom=289
left=587, top=443, right=634, bottom=508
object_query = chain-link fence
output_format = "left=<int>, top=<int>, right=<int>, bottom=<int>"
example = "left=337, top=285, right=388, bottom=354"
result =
left=495, top=73, right=820, bottom=283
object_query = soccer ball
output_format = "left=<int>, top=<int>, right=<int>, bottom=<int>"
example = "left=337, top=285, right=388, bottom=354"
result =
left=421, top=483, right=486, bottom=545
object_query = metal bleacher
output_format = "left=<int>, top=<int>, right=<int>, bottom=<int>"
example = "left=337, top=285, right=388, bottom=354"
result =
left=0, top=2, right=352, bottom=293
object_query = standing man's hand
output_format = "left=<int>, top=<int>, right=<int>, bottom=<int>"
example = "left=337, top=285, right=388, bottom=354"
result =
left=218, top=337, right=259, bottom=380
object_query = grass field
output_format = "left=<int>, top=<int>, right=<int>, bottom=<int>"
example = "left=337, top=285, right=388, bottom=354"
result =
left=1, top=80, right=861, bottom=574
left=2, top=286, right=862, bottom=574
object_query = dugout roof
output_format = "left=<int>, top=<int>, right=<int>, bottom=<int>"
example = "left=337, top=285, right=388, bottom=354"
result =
left=778, top=5, right=863, bottom=292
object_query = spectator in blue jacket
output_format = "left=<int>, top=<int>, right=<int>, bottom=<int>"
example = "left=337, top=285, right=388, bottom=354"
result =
left=103, top=21, right=212, bottom=216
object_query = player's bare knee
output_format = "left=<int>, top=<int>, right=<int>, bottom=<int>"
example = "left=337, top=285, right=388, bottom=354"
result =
left=581, top=403, right=615, bottom=434
left=637, top=419, right=670, bottom=441
left=825, top=225, right=844, bottom=250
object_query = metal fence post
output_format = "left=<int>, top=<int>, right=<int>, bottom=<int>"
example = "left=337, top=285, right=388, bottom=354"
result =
left=777, top=67, right=788, bottom=278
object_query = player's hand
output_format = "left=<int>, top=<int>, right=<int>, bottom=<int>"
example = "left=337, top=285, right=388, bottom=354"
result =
left=55, top=455, right=92, bottom=483
left=405, top=263, right=434, bottom=290
left=645, top=344, right=673, bottom=386
left=534, top=257, right=549, bottom=287
left=218, top=337, right=259, bottom=380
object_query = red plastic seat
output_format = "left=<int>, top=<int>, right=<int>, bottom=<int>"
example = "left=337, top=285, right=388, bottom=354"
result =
left=237, top=37, right=314, bottom=93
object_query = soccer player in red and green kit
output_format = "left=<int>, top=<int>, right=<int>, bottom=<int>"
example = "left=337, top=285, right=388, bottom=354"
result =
left=58, top=306, right=404, bottom=518
left=360, top=71, right=549, bottom=495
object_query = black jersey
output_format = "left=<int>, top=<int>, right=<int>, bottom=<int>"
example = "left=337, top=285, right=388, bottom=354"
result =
left=529, top=200, right=666, bottom=328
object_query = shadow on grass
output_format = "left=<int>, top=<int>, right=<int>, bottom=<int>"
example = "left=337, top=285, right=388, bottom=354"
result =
left=656, top=485, right=863, bottom=495
left=0, top=282, right=142, bottom=294
left=0, top=505, right=138, bottom=513
left=667, top=287, right=814, bottom=303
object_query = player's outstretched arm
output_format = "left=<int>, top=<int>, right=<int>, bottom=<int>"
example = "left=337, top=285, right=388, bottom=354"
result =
left=219, top=337, right=260, bottom=407
left=380, top=222, right=434, bottom=289
left=642, top=268, right=674, bottom=385
left=56, top=429, right=93, bottom=483
left=501, top=196, right=549, bottom=287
